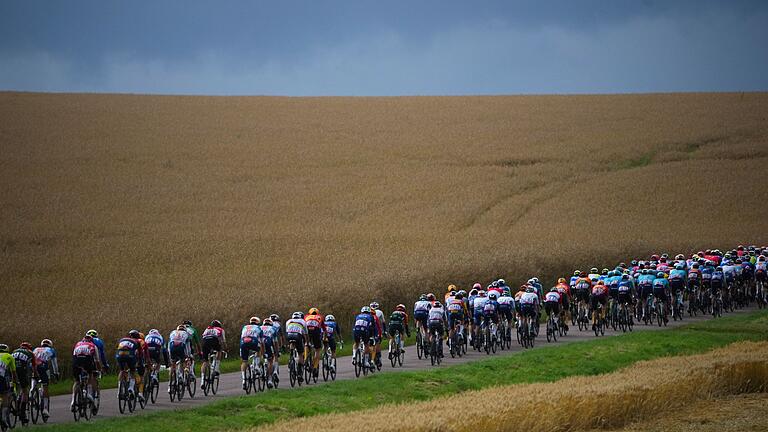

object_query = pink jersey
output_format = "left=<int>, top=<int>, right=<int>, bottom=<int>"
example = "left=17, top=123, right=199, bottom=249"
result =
left=73, top=341, right=97, bottom=357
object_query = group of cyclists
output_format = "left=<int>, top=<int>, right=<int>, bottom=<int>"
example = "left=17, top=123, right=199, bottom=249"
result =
left=1, top=244, right=765, bottom=427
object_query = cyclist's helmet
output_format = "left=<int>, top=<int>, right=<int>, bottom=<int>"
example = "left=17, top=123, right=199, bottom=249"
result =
left=292, top=311, right=303, bottom=319
left=549, top=287, right=558, bottom=292
left=419, top=294, right=428, bottom=301
left=472, top=283, right=482, bottom=290
left=326, top=315, right=336, bottom=322
left=183, top=320, right=193, bottom=326
left=532, top=277, right=540, bottom=284
left=619, top=262, right=627, bottom=268
left=573, top=270, right=580, bottom=276
left=661, top=253, right=669, bottom=259
left=128, top=329, right=140, bottom=339
left=590, top=267, right=598, bottom=274
left=692, top=263, right=700, bottom=269
left=621, top=273, right=629, bottom=280
left=479, top=290, right=487, bottom=297
left=20, top=342, right=33, bottom=350
left=176, top=325, right=186, bottom=331
left=579, top=271, right=586, bottom=277
left=370, top=302, right=379, bottom=310
left=270, top=314, right=280, bottom=321
left=469, top=289, right=478, bottom=296
left=503, top=288, right=511, bottom=296
left=450, top=290, right=457, bottom=296
left=308, top=307, right=319, bottom=315
left=488, top=293, right=497, bottom=300
left=759, top=255, right=766, bottom=262
left=263, top=318, right=272, bottom=325
left=591, top=277, right=599, bottom=283
left=557, top=277, right=566, bottom=284
left=525, top=287, right=535, bottom=293
left=361, top=306, right=372, bottom=314
left=656, top=272, right=665, bottom=278
left=448, top=284, right=457, bottom=292
left=0, top=344, right=8, bottom=353
left=490, top=281, right=499, bottom=288
left=41, top=339, right=53, bottom=347
left=601, top=268, right=609, bottom=275
left=433, top=301, right=442, bottom=308
left=675, top=254, right=684, bottom=260
left=149, top=329, right=160, bottom=335
left=211, top=320, right=222, bottom=328
left=396, top=304, right=406, bottom=311
left=498, top=279, right=506, bottom=286
left=426, top=293, right=436, bottom=301
left=650, top=255, right=659, bottom=261
left=250, top=316, right=260, bottom=324
left=458, top=290, right=467, bottom=296
left=86, top=329, right=98, bottom=338
left=675, top=264, right=684, bottom=270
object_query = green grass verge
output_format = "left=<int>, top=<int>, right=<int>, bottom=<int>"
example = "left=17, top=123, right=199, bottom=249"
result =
left=47, top=310, right=768, bottom=432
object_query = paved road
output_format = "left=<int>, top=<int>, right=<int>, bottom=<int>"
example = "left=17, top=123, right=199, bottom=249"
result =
left=43, top=307, right=754, bottom=425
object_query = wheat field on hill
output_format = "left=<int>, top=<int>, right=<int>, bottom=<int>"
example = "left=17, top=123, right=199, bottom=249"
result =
left=1, top=92, right=767, bottom=351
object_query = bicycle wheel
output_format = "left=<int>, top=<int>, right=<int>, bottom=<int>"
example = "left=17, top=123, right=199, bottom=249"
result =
left=127, top=388, right=136, bottom=413
left=82, top=388, right=93, bottom=421
left=117, top=380, right=127, bottom=414
left=30, top=387, right=40, bottom=425
left=331, top=356, right=338, bottom=380
left=202, top=366, right=210, bottom=396
left=546, top=320, right=552, bottom=342
left=243, top=366, right=252, bottom=394
left=211, top=373, right=219, bottom=394
left=178, top=374, right=186, bottom=401
left=151, top=377, right=159, bottom=403
left=186, top=372, right=195, bottom=398
left=290, top=359, right=298, bottom=386
left=552, top=320, right=558, bottom=342
left=430, top=340, right=436, bottom=366
left=169, top=375, right=177, bottom=402
left=352, top=351, right=361, bottom=378
left=416, top=332, right=423, bottom=359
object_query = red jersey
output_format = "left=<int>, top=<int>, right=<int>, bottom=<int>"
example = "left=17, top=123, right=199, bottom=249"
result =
left=73, top=340, right=97, bottom=358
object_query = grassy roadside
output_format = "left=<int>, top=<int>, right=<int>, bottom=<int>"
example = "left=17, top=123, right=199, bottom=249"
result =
left=47, top=310, right=768, bottom=432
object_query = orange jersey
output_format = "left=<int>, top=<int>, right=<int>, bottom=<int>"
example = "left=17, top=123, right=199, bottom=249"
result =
left=305, top=314, right=325, bottom=330
left=556, top=283, right=571, bottom=295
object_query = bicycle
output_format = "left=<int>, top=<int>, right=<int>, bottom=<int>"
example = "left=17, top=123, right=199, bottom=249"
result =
left=593, top=303, right=606, bottom=337
left=482, top=320, right=496, bottom=355
left=687, top=286, right=700, bottom=317
left=289, top=342, right=304, bottom=386
left=244, top=351, right=265, bottom=394
left=671, top=291, right=684, bottom=321
left=415, top=326, right=425, bottom=360
left=304, top=343, right=318, bottom=384
left=74, top=368, right=95, bottom=421
left=27, top=378, right=41, bottom=425
left=117, top=368, right=135, bottom=415
left=757, top=279, right=766, bottom=309
left=545, top=311, right=558, bottom=343
left=576, top=300, right=589, bottom=331
left=145, top=360, right=160, bottom=404
left=429, top=327, right=442, bottom=366
left=168, top=360, right=186, bottom=402
left=322, top=340, right=339, bottom=381
left=389, top=331, right=405, bottom=366
left=655, top=297, right=668, bottom=327
left=202, top=351, right=225, bottom=395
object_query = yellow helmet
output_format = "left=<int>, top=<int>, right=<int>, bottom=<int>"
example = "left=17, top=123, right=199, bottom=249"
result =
left=447, top=284, right=457, bottom=292
left=308, top=307, right=319, bottom=315
left=557, top=278, right=566, bottom=284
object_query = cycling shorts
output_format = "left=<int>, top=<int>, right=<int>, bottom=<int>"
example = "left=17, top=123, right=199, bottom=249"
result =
left=652, top=288, right=668, bottom=301
left=326, top=336, right=337, bottom=352
left=388, top=323, right=405, bottom=337
left=413, top=310, right=428, bottom=328
left=263, top=340, right=275, bottom=360
left=169, top=343, right=189, bottom=363
left=73, top=355, right=97, bottom=376
left=428, top=320, right=444, bottom=337
left=482, top=313, right=499, bottom=325
left=36, top=363, right=50, bottom=385
left=0, top=376, right=9, bottom=394
left=239, top=340, right=261, bottom=361
left=498, top=304, right=513, bottom=321
left=202, top=337, right=222, bottom=358
left=286, top=333, right=305, bottom=356
left=590, top=293, right=607, bottom=310
left=544, top=301, right=560, bottom=316
left=669, top=280, right=684, bottom=293
left=639, top=285, right=653, bottom=299
left=520, top=304, right=537, bottom=318
left=353, top=329, right=370, bottom=344
left=307, top=327, right=323, bottom=350
left=618, top=291, right=632, bottom=305
left=448, top=312, right=463, bottom=328
left=16, top=367, right=30, bottom=389
left=147, top=344, right=163, bottom=364
left=116, top=356, right=136, bottom=373
left=574, top=288, right=589, bottom=303
left=609, top=288, right=619, bottom=299
left=473, top=311, right=483, bottom=326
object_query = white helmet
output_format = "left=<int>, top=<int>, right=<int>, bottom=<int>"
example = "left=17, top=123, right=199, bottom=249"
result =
left=291, top=312, right=303, bottom=319
left=326, top=314, right=336, bottom=322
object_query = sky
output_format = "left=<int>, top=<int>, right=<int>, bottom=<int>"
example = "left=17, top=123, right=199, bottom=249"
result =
left=1, top=0, right=767, bottom=96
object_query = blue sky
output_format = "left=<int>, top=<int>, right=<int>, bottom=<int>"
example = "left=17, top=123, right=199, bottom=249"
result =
left=1, top=0, right=766, bottom=95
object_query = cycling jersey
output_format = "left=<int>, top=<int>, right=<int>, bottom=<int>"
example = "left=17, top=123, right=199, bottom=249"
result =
left=305, top=313, right=325, bottom=332
left=91, top=337, right=109, bottom=369
left=12, top=348, right=35, bottom=387
left=519, top=292, right=539, bottom=305
left=353, top=313, right=374, bottom=332
left=414, top=300, right=431, bottom=313
left=260, top=325, right=277, bottom=359
left=447, top=299, right=465, bottom=316
left=389, top=310, right=409, bottom=326
left=428, top=306, right=446, bottom=322
left=285, top=319, right=307, bottom=335
left=202, top=326, right=226, bottom=342
left=115, top=338, right=139, bottom=358
left=544, top=291, right=561, bottom=303
left=374, top=309, right=386, bottom=330
left=556, top=282, right=571, bottom=296
left=591, top=284, right=608, bottom=297
left=0, top=352, right=16, bottom=383
left=497, top=294, right=515, bottom=308
left=169, top=329, right=190, bottom=347
left=473, top=296, right=489, bottom=314
left=574, top=277, right=592, bottom=292
left=324, top=321, right=339, bottom=339
left=145, top=333, right=164, bottom=347
left=33, top=346, right=56, bottom=365
left=74, top=340, right=98, bottom=358
left=240, top=324, right=262, bottom=341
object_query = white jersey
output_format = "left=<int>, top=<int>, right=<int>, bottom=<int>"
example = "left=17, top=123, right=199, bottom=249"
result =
left=544, top=291, right=561, bottom=303
left=473, top=296, right=489, bottom=313
left=520, top=292, right=539, bottom=305
left=168, top=329, right=190, bottom=347
left=285, top=318, right=307, bottom=335
left=414, top=300, right=431, bottom=312
left=241, top=324, right=262, bottom=340
left=497, top=295, right=514, bottom=306
left=374, top=309, right=386, bottom=327
left=428, top=307, right=445, bottom=322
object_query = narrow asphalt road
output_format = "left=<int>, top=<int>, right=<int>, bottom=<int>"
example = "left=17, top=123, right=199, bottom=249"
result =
left=43, top=307, right=754, bottom=425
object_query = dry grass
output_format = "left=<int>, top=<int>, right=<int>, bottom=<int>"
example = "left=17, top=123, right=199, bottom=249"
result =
left=610, top=393, right=768, bottom=432
left=259, top=341, right=768, bottom=432
left=1, top=92, right=768, bottom=353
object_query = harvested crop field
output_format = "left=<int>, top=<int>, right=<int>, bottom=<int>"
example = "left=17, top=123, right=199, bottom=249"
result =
left=1, top=92, right=768, bottom=350
left=259, top=341, right=768, bottom=432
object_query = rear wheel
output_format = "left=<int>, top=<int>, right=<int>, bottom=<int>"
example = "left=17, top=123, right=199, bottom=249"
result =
left=117, top=380, right=127, bottom=414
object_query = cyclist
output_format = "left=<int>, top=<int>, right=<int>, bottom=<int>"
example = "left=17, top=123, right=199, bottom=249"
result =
left=669, top=264, right=687, bottom=314
left=569, top=270, right=581, bottom=291
left=427, top=301, right=447, bottom=358
left=482, top=292, right=500, bottom=334
left=446, top=293, right=465, bottom=350
left=413, top=294, right=431, bottom=341
left=201, top=320, right=226, bottom=389
left=11, top=342, right=36, bottom=425
left=115, top=330, right=143, bottom=403
left=353, top=307, right=375, bottom=369
left=653, top=271, right=670, bottom=323
left=543, top=287, right=561, bottom=327
left=472, top=290, right=489, bottom=346
left=0, top=344, right=17, bottom=430
left=269, top=314, right=284, bottom=356
left=285, top=312, right=307, bottom=383
left=497, top=288, right=515, bottom=332
left=555, top=279, right=570, bottom=329
left=85, top=330, right=109, bottom=373
left=370, top=302, right=385, bottom=368
left=324, top=314, right=342, bottom=362
left=518, top=287, right=540, bottom=334
left=590, top=280, right=609, bottom=330
left=617, top=273, right=634, bottom=321
left=167, top=325, right=192, bottom=394
left=73, top=334, right=102, bottom=411
left=145, top=329, right=168, bottom=385
left=444, top=284, right=457, bottom=303
left=637, top=269, right=655, bottom=320
left=239, top=317, right=263, bottom=390
left=182, top=320, right=203, bottom=365
left=573, top=272, right=592, bottom=322
left=33, top=339, right=58, bottom=419
left=588, top=267, right=600, bottom=282
left=260, top=318, right=278, bottom=388
left=305, top=308, right=325, bottom=378
left=388, top=304, right=410, bottom=357
left=711, top=266, right=726, bottom=307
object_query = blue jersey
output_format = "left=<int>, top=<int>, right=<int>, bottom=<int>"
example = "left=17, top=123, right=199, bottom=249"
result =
left=325, top=321, right=339, bottom=339
left=145, top=333, right=164, bottom=347
left=607, top=276, right=621, bottom=290
left=260, top=325, right=276, bottom=345
left=353, top=313, right=374, bottom=331
left=92, top=337, right=109, bottom=367
left=669, top=269, right=687, bottom=282
left=653, top=278, right=669, bottom=290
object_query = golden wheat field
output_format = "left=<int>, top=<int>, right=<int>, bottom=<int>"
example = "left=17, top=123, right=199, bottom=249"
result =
left=1, top=92, right=768, bottom=351
left=259, top=341, right=768, bottom=432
